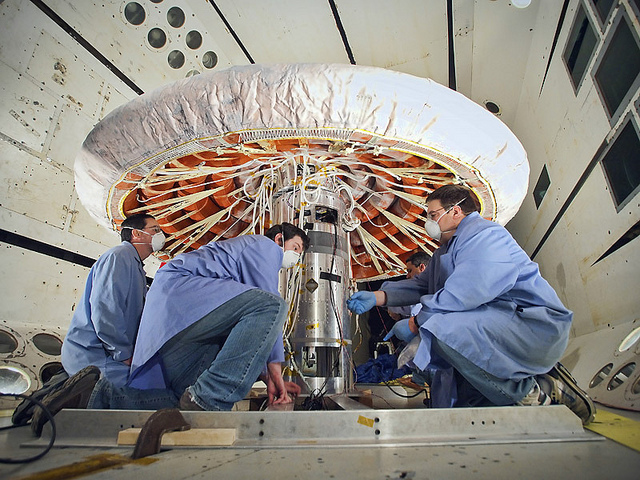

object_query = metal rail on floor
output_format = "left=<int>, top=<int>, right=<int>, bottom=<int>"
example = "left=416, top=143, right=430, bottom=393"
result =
left=25, top=399, right=600, bottom=450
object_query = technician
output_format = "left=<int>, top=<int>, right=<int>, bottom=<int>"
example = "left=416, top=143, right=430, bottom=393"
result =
left=61, top=213, right=163, bottom=387
left=347, top=184, right=594, bottom=424
left=382, top=250, right=431, bottom=388
left=384, top=250, right=430, bottom=341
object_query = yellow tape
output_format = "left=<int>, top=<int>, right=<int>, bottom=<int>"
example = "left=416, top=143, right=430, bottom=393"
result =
left=357, top=415, right=375, bottom=428
left=585, top=410, right=640, bottom=452
left=305, top=323, right=319, bottom=330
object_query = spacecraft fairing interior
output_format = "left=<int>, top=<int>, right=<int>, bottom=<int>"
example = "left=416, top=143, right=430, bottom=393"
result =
left=1, top=1, right=640, bottom=476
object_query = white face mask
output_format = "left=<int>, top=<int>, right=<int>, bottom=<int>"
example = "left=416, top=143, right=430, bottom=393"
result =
left=281, top=249, right=301, bottom=269
left=147, top=231, right=166, bottom=252
left=127, top=227, right=166, bottom=252
left=424, top=199, right=464, bottom=241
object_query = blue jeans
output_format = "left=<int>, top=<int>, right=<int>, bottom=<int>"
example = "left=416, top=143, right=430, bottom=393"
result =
left=89, top=289, right=287, bottom=411
left=426, top=336, right=535, bottom=407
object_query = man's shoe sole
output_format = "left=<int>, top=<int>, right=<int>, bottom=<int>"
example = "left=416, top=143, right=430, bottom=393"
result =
left=31, top=366, right=100, bottom=436
left=549, top=362, right=596, bottom=425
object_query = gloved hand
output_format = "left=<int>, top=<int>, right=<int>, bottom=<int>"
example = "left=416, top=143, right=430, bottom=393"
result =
left=346, top=291, right=377, bottom=314
left=383, top=318, right=417, bottom=342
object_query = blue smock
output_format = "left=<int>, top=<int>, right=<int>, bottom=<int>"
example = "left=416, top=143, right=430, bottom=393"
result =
left=382, top=212, right=572, bottom=381
left=61, top=241, right=147, bottom=386
left=128, top=235, right=284, bottom=389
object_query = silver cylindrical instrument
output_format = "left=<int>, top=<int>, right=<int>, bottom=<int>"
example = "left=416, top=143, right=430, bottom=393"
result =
left=273, top=187, right=352, bottom=394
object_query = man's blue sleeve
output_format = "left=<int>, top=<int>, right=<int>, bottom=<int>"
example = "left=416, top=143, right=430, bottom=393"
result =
left=382, top=269, right=430, bottom=307
left=89, top=252, right=139, bottom=361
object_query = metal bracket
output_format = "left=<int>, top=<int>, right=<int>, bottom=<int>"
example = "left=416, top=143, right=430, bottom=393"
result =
left=131, top=408, right=190, bottom=459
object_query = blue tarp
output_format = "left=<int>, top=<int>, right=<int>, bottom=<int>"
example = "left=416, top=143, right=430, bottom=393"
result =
left=355, top=354, right=411, bottom=383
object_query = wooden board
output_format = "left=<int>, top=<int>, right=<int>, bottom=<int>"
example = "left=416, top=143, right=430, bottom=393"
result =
left=117, top=428, right=236, bottom=446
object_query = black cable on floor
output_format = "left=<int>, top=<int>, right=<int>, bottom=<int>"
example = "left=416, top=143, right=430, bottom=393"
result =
left=382, top=380, right=428, bottom=399
left=0, top=393, right=56, bottom=464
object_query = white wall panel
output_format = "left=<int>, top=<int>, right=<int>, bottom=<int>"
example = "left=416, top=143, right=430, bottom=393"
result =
left=26, top=31, right=107, bottom=121
left=563, top=169, right=618, bottom=266
left=0, top=62, right=59, bottom=152
left=509, top=44, right=610, bottom=252
left=467, top=0, right=540, bottom=126
left=215, top=0, right=346, bottom=64
left=0, top=143, right=73, bottom=229
left=564, top=168, right=640, bottom=330
left=531, top=218, right=592, bottom=338
left=509, top=0, right=640, bottom=339
left=337, top=0, right=449, bottom=85
left=536, top=208, right=640, bottom=337
left=161, top=0, right=249, bottom=69
left=45, top=0, right=170, bottom=85
left=452, top=0, right=474, bottom=95
left=516, top=1, right=566, bottom=101
left=583, top=242, right=640, bottom=330
left=0, top=243, right=87, bottom=329
left=540, top=218, right=639, bottom=335
left=0, top=0, right=43, bottom=73
left=0, top=206, right=114, bottom=261
left=0, top=0, right=147, bottom=261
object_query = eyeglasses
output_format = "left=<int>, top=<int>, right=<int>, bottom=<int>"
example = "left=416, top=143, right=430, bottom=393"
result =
left=426, top=207, right=449, bottom=220
left=426, top=198, right=465, bottom=220
left=143, top=226, right=163, bottom=234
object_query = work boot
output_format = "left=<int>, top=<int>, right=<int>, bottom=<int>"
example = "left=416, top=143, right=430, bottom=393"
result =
left=179, top=389, right=205, bottom=411
left=12, top=368, right=69, bottom=426
left=517, top=380, right=551, bottom=407
left=536, top=362, right=596, bottom=425
left=31, top=365, right=101, bottom=436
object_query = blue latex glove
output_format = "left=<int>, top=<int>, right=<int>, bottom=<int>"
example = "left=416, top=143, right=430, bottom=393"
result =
left=346, top=291, right=377, bottom=314
left=383, top=318, right=417, bottom=342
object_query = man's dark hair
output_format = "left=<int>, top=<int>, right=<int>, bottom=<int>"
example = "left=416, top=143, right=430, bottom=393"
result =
left=120, top=213, right=155, bottom=242
left=265, top=222, right=310, bottom=250
left=407, top=251, right=430, bottom=268
left=427, top=184, right=480, bottom=215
